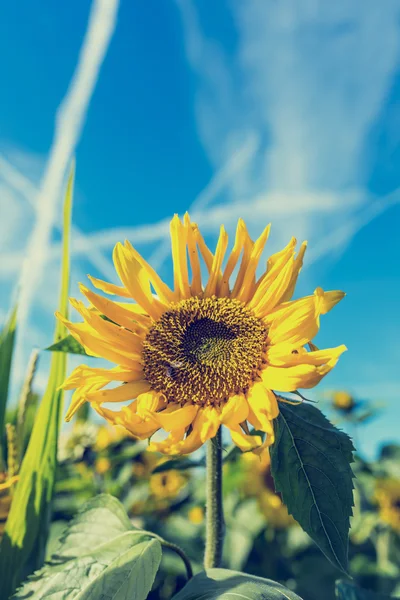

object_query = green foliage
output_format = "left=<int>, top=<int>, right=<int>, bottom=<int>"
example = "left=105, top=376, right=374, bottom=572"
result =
left=0, top=166, right=74, bottom=598
left=12, top=494, right=162, bottom=600
left=153, top=457, right=205, bottom=474
left=172, top=568, right=304, bottom=600
left=0, top=304, right=17, bottom=466
left=270, top=402, right=355, bottom=574
left=335, top=580, right=394, bottom=600
left=46, top=334, right=88, bottom=355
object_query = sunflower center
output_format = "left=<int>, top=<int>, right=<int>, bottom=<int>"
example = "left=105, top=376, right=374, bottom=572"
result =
left=142, top=296, right=267, bottom=406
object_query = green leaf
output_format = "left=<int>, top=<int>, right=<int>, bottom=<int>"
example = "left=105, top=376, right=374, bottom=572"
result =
left=13, top=493, right=162, bottom=600
left=335, top=579, right=394, bottom=600
left=152, top=457, right=205, bottom=474
left=0, top=304, right=17, bottom=466
left=0, top=165, right=75, bottom=598
left=172, top=568, right=304, bottom=600
left=270, top=402, right=355, bottom=574
left=45, top=334, right=88, bottom=355
left=53, top=494, right=134, bottom=557
left=13, top=532, right=161, bottom=600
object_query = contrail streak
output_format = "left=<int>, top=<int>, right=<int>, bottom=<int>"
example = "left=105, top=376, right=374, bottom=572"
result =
left=12, top=0, right=119, bottom=395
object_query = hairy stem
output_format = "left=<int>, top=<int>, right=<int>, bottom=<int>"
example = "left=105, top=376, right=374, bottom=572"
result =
left=204, top=429, right=224, bottom=568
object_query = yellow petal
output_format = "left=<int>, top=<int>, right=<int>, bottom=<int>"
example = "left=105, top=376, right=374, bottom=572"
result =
left=69, top=298, right=144, bottom=353
left=261, top=353, right=342, bottom=391
left=86, top=381, right=151, bottom=404
left=136, top=391, right=166, bottom=418
left=198, top=406, right=221, bottom=443
left=113, top=242, right=165, bottom=319
left=249, top=237, right=296, bottom=314
left=218, top=219, right=247, bottom=296
left=228, top=425, right=263, bottom=451
left=220, top=394, right=249, bottom=426
left=170, top=215, right=191, bottom=299
left=61, top=364, right=142, bottom=390
left=154, top=404, right=199, bottom=432
left=94, top=404, right=159, bottom=439
left=236, top=224, right=271, bottom=303
left=192, top=222, right=214, bottom=272
left=204, top=226, right=229, bottom=297
left=266, top=288, right=345, bottom=349
left=148, top=429, right=186, bottom=454
left=231, top=225, right=254, bottom=297
left=56, top=313, right=140, bottom=367
left=247, top=382, right=279, bottom=426
left=80, top=285, right=149, bottom=334
left=184, top=213, right=202, bottom=295
left=87, top=275, right=131, bottom=297
left=267, top=344, right=347, bottom=367
left=314, top=287, right=346, bottom=314
left=253, top=258, right=294, bottom=318
left=280, top=241, right=307, bottom=303
left=123, top=240, right=176, bottom=304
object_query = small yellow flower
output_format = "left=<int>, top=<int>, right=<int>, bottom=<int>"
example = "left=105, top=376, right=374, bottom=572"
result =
left=95, top=457, right=111, bottom=475
left=95, top=425, right=126, bottom=452
left=241, top=450, right=294, bottom=528
left=58, top=215, right=346, bottom=455
left=374, top=479, right=400, bottom=533
left=149, top=471, right=186, bottom=499
left=188, top=506, right=204, bottom=524
left=332, top=391, right=354, bottom=411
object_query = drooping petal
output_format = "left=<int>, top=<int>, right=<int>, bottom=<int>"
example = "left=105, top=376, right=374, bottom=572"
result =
left=94, top=403, right=160, bottom=439
left=136, top=391, right=166, bottom=418
left=266, top=288, right=345, bottom=349
left=261, top=349, right=343, bottom=391
left=247, top=382, right=279, bottom=426
left=148, top=429, right=186, bottom=454
left=153, top=403, right=199, bottom=432
left=228, top=425, right=263, bottom=451
left=220, top=393, right=249, bottom=426
left=267, top=344, right=347, bottom=367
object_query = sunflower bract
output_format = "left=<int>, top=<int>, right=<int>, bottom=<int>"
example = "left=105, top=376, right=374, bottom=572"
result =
left=57, top=215, right=346, bottom=455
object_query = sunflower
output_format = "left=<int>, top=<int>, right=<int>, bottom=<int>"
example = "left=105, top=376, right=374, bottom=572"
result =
left=374, top=478, right=400, bottom=533
left=240, top=450, right=294, bottom=528
left=58, top=215, right=346, bottom=455
left=332, top=390, right=355, bottom=412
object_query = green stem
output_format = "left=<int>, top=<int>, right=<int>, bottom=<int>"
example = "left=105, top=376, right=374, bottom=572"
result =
left=204, top=429, right=224, bottom=568
left=142, top=531, right=193, bottom=580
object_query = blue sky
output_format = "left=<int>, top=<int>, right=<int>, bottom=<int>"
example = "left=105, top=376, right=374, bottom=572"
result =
left=0, top=0, right=399, bottom=458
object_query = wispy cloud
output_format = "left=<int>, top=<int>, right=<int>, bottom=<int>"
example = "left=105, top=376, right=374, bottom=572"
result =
left=175, top=0, right=400, bottom=247
left=10, top=0, right=119, bottom=396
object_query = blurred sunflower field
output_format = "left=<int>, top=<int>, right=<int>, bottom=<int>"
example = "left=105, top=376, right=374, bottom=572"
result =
left=0, top=172, right=399, bottom=600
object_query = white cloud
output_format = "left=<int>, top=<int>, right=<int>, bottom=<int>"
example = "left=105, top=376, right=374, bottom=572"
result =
left=174, top=0, right=400, bottom=247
